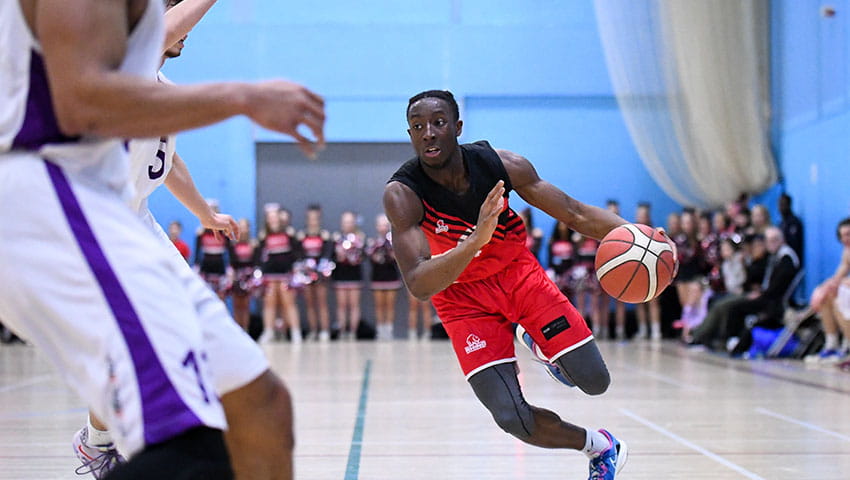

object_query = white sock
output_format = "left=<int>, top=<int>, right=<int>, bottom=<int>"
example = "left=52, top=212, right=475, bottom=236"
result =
left=86, top=416, right=113, bottom=447
left=825, top=333, right=839, bottom=351
left=582, top=428, right=611, bottom=458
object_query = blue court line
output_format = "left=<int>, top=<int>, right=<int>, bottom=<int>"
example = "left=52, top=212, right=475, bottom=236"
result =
left=344, top=359, right=372, bottom=480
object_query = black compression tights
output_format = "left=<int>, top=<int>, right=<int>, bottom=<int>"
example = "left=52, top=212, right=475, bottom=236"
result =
left=467, top=340, right=610, bottom=449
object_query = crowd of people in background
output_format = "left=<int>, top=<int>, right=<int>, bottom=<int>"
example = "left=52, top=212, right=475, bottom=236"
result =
left=181, top=202, right=435, bottom=343
left=164, top=192, right=811, bottom=351
left=3, top=188, right=849, bottom=368
left=543, top=193, right=814, bottom=360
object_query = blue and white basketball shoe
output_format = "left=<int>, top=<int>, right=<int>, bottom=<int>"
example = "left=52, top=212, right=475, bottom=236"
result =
left=514, top=324, right=575, bottom=388
left=588, top=429, right=629, bottom=480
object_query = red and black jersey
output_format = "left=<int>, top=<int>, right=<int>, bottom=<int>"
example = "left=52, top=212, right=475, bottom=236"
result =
left=195, top=229, right=228, bottom=274
left=389, top=140, right=527, bottom=283
left=259, top=227, right=299, bottom=274
left=228, top=240, right=257, bottom=270
left=298, top=230, right=332, bottom=261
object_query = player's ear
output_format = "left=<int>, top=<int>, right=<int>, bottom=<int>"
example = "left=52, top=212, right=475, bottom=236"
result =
left=456, top=120, right=463, bottom=137
left=407, top=128, right=413, bottom=139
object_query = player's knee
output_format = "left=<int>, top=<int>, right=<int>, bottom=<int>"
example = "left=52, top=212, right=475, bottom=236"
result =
left=264, top=375, right=295, bottom=449
left=491, top=406, right=535, bottom=441
left=574, top=368, right=610, bottom=396
left=555, top=359, right=610, bottom=396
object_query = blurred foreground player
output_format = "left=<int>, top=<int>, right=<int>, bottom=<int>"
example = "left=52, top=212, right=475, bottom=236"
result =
left=1, top=0, right=323, bottom=478
left=384, top=90, right=630, bottom=479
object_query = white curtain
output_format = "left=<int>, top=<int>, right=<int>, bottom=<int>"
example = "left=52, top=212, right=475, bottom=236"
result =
left=593, top=0, right=776, bottom=208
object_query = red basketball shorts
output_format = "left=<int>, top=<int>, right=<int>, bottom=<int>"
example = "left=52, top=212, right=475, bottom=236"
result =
left=432, top=250, right=593, bottom=379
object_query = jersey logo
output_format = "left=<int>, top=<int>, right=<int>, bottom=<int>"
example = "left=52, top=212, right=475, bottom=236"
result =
left=464, top=334, right=487, bottom=354
left=435, top=219, right=449, bottom=235
left=148, top=136, right=168, bottom=179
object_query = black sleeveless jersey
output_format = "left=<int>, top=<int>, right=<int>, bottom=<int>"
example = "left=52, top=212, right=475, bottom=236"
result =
left=389, top=140, right=527, bottom=282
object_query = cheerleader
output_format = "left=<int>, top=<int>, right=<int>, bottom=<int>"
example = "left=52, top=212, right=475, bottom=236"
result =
left=332, top=211, right=366, bottom=340
left=228, top=218, right=259, bottom=331
left=258, top=206, right=301, bottom=344
left=297, top=204, right=333, bottom=341
left=367, top=214, right=402, bottom=340
left=571, top=233, right=609, bottom=340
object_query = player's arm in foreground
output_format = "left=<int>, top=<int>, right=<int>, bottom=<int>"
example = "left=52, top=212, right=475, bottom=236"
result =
left=163, top=0, right=217, bottom=54
left=165, top=152, right=239, bottom=240
left=383, top=180, right=505, bottom=301
left=497, top=149, right=625, bottom=240
left=35, top=0, right=324, bottom=157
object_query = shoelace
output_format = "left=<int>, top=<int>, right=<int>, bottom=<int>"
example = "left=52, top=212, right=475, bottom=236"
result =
left=74, top=448, right=122, bottom=478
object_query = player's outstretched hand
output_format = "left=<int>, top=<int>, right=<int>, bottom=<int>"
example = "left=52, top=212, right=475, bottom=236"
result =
left=205, top=213, right=240, bottom=241
left=246, top=80, right=326, bottom=158
left=472, top=180, right=505, bottom=249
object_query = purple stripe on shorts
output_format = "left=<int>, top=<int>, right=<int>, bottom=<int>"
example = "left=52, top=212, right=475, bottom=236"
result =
left=12, top=51, right=80, bottom=150
left=44, top=161, right=203, bottom=446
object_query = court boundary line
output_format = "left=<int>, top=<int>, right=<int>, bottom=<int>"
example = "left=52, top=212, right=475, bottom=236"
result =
left=344, top=359, right=372, bottom=480
left=620, top=408, right=766, bottom=480
left=756, top=407, right=850, bottom=442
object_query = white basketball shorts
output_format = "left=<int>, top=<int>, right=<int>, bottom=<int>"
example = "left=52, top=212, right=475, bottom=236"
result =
left=0, top=155, right=229, bottom=456
left=137, top=208, right=269, bottom=395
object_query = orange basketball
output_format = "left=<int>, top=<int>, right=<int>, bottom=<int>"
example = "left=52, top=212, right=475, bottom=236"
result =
left=594, top=224, right=677, bottom=303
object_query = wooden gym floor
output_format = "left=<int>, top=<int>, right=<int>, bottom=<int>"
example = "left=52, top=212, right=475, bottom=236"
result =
left=2, top=339, right=849, bottom=479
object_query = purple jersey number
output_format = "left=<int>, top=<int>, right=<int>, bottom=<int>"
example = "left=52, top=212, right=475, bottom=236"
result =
left=148, top=136, right=168, bottom=179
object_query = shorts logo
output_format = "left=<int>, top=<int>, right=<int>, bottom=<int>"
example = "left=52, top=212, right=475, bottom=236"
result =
left=435, top=219, right=449, bottom=235
left=464, top=334, right=487, bottom=354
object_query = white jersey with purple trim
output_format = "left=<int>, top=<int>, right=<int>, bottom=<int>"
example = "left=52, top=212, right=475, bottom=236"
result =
left=0, top=0, right=232, bottom=457
left=128, top=72, right=176, bottom=214
left=0, top=0, right=163, bottom=196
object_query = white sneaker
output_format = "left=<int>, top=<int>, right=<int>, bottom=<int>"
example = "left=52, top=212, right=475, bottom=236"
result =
left=258, top=329, right=274, bottom=344
left=290, top=328, right=303, bottom=344
left=318, top=330, right=330, bottom=342
left=72, top=427, right=125, bottom=479
left=408, top=330, right=417, bottom=341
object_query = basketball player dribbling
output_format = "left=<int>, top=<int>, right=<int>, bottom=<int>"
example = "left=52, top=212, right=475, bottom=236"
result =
left=1, top=0, right=323, bottom=478
left=384, top=90, right=636, bottom=479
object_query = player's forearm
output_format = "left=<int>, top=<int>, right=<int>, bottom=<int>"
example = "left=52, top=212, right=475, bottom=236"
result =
left=165, top=153, right=215, bottom=225
left=404, top=234, right=487, bottom=301
left=560, top=202, right=625, bottom=241
left=163, top=0, right=218, bottom=54
left=55, top=73, right=250, bottom=139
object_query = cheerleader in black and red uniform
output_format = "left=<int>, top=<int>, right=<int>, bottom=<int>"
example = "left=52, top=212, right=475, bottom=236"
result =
left=297, top=204, right=333, bottom=341
left=570, top=233, right=609, bottom=340
left=367, top=214, right=402, bottom=340
left=195, top=224, right=230, bottom=300
left=547, top=221, right=576, bottom=295
left=258, top=206, right=301, bottom=344
left=228, top=218, right=260, bottom=331
left=332, top=211, right=366, bottom=340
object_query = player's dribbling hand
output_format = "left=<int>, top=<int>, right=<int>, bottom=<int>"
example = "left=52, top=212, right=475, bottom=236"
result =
left=471, top=180, right=505, bottom=248
left=246, top=80, right=326, bottom=159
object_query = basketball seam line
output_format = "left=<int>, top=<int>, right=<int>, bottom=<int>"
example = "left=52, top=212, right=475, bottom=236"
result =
left=616, top=228, right=656, bottom=301
left=602, top=238, right=664, bottom=260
